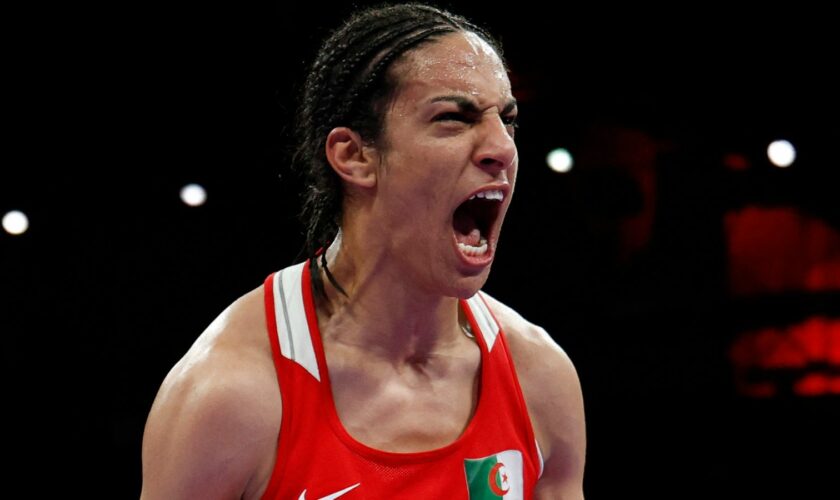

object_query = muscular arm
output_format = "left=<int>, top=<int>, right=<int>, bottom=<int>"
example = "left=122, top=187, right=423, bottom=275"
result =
left=483, top=295, right=587, bottom=499
left=141, top=292, right=281, bottom=500
left=527, top=340, right=586, bottom=499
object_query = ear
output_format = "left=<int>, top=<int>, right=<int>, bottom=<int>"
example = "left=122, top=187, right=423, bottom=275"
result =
left=325, top=127, right=377, bottom=189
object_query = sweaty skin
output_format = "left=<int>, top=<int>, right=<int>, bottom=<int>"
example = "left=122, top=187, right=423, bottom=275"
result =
left=141, top=31, right=585, bottom=500
left=343, top=30, right=518, bottom=303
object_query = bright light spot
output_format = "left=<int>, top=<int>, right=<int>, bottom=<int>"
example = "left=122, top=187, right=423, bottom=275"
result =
left=2, top=210, right=29, bottom=235
left=767, top=139, right=796, bottom=168
left=547, top=148, right=573, bottom=173
left=180, top=183, right=207, bottom=207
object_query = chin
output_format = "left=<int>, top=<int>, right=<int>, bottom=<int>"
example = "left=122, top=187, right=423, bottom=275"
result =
left=448, top=266, right=492, bottom=299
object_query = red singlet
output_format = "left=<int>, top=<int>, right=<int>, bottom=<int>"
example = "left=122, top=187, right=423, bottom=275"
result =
left=261, top=261, right=542, bottom=499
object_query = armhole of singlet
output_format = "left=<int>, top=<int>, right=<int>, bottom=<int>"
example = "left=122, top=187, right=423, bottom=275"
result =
left=259, top=272, right=288, bottom=500
left=475, top=292, right=545, bottom=481
left=263, top=272, right=285, bottom=393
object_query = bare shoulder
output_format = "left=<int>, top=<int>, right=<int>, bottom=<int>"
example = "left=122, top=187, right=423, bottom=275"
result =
left=480, top=293, right=579, bottom=404
left=481, top=292, right=586, bottom=499
left=141, top=285, right=281, bottom=500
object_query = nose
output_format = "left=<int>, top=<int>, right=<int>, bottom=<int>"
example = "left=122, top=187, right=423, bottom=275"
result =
left=473, top=113, right=517, bottom=174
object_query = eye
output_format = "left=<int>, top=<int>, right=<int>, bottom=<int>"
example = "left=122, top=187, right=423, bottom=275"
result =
left=434, top=112, right=473, bottom=123
left=502, top=115, right=519, bottom=129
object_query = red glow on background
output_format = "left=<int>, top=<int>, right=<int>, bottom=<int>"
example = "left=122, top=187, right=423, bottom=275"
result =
left=725, top=206, right=840, bottom=295
left=730, top=317, right=840, bottom=397
left=794, top=373, right=840, bottom=396
left=723, top=152, right=750, bottom=171
left=578, top=126, right=661, bottom=262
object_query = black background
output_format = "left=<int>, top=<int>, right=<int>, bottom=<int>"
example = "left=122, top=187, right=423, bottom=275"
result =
left=2, top=1, right=838, bottom=497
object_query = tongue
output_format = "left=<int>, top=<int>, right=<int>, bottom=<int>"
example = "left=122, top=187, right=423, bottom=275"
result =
left=456, top=228, right=482, bottom=246
left=453, top=204, right=483, bottom=246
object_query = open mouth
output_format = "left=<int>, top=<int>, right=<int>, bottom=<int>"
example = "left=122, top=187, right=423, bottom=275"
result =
left=452, top=189, right=504, bottom=258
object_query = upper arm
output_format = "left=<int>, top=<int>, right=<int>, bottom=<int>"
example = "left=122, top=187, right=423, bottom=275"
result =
left=141, top=358, right=267, bottom=499
left=483, top=294, right=586, bottom=499
left=530, top=341, right=586, bottom=499
left=140, top=302, right=281, bottom=500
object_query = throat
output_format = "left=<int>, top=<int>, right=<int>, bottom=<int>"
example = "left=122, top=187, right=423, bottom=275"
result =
left=453, top=204, right=484, bottom=245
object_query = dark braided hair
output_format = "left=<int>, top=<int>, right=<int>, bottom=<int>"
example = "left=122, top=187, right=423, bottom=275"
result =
left=291, top=2, right=506, bottom=296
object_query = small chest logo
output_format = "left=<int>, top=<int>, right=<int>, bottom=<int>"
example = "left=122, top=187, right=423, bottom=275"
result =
left=298, top=482, right=360, bottom=500
left=464, top=450, right=523, bottom=499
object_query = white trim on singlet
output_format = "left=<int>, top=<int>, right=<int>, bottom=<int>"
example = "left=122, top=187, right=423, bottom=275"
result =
left=272, top=262, right=321, bottom=381
left=467, top=293, right=543, bottom=477
left=465, top=293, right=500, bottom=352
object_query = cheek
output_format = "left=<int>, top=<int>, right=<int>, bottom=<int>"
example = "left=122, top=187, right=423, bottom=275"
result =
left=398, top=146, right=460, bottom=190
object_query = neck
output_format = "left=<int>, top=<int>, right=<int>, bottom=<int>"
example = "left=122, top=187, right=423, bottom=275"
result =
left=314, top=232, right=469, bottom=361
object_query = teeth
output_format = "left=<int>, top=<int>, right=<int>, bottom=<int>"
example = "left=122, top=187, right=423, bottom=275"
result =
left=458, top=238, right=489, bottom=256
left=468, top=189, right=504, bottom=201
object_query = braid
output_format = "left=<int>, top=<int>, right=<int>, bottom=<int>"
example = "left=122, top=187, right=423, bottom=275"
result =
left=340, top=24, right=454, bottom=126
left=289, top=3, right=506, bottom=297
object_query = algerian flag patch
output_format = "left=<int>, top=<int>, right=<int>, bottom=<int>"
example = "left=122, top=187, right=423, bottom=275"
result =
left=463, top=449, right=523, bottom=499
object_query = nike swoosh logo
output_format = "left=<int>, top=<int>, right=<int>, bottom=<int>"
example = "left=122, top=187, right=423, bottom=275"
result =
left=297, top=483, right=361, bottom=500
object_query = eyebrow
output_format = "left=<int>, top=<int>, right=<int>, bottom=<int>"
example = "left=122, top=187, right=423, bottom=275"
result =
left=429, top=95, right=518, bottom=115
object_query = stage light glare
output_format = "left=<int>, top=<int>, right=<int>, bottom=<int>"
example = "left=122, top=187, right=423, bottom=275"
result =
left=180, top=183, right=207, bottom=207
left=547, top=148, right=573, bottom=173
left=2, top=210, right=29, bottom=235
left=767, top=139, right=796, bottom=168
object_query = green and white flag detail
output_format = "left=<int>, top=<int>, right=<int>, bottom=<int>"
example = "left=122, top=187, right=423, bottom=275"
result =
left=463, top=450, right=523, bottom=499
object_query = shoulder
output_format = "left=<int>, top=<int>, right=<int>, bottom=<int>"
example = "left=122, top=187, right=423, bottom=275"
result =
left=480, top=292, right=586, bottom=499
left=141, top=285, right=281, bottom=500
left=479, top=292, right=581, bottom=409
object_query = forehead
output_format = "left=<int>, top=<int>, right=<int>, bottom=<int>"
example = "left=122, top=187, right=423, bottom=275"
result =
left=392, top=31, right=512, bottom=107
